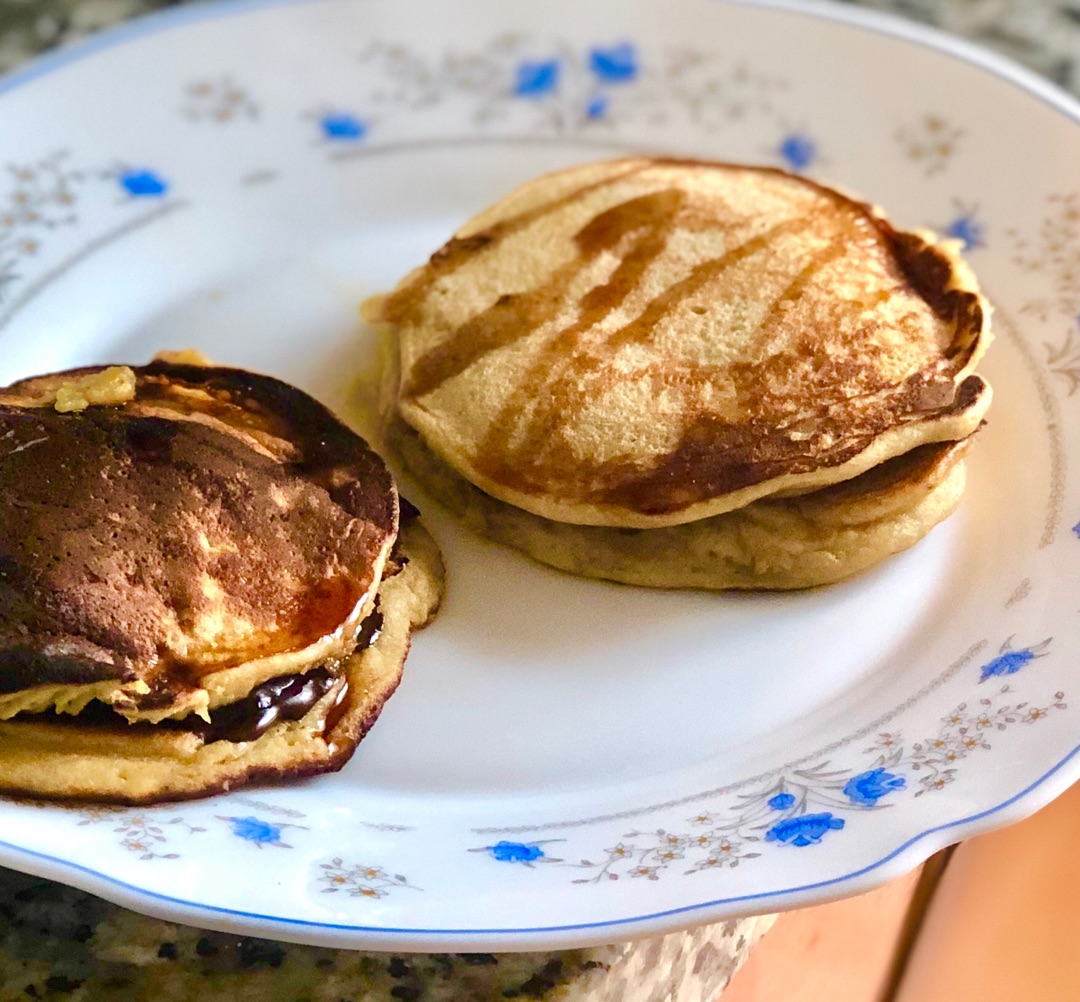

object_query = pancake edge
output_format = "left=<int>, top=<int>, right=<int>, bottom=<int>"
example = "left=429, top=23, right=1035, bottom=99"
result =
left=385, top=409, right=973, bottom=591
left=0, top=519, right=443, bottom=805
left=375, top=158, right=994, bottom=528
left=0, top=361, right=400, bottom=719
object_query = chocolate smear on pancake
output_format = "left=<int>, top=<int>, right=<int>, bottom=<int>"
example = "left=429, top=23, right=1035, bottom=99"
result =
left=0, top=364, right=396, bottom=704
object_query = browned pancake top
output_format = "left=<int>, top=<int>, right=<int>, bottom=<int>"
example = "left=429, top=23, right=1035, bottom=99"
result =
left=0, top=362, right=397, bottom=697
left=380, top=157, right=990, bottom=527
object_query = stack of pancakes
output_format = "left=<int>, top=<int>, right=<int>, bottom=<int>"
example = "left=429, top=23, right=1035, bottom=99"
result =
left=0, top=360, right=442, bottom=803
left=367, top=157, right=992, bottom=589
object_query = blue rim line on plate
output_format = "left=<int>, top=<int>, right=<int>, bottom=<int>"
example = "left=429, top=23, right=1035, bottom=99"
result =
left=0, top=0, right=1078, bottom=943
left=4, top=743, right=1078, bottom=938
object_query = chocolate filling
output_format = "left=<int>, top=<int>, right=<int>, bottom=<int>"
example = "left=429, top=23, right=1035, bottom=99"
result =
left=202, top=608, right=383, bottom=743
left=200, top=668, right=340, bottom=743
left=399, top=495, right=421, bottom=523
left=8, top=609, right=385, bottom=744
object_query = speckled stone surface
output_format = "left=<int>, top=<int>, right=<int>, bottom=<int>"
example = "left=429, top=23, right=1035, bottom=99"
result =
left=0, top=0, right=1073, bottom=999
left=2, top=0, right=1079, bottom=95
left=0, top=868, right=774, bottom=1001
left=836, top=0, right=1080, bottom=95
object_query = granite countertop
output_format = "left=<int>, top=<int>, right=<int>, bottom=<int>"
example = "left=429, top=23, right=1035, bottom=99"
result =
left=0, top=1, right=1076, bottom=1000
left=0, top=0, right=1078, bottom=96
left=0, top=865, right=773, bottom=1001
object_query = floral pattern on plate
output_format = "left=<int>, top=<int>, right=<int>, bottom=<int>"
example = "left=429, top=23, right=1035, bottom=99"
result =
left=0, top=0, right=1076, bottom=951
left=352, top=36, right=791, bottom=137
left=465, top=641, right=1066, bottom=887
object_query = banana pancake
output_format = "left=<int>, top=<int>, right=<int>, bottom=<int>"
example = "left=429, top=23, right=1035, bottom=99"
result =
left=386, top=408, right=969, bottom=590
left=368, top=157, right=992, bottom=529
left=0, top=361, right=443, bottom=803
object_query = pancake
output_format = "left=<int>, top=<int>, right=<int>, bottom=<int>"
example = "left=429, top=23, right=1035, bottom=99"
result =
left=0, top=361, right=443, bottom=803
left=0, top=519, right=442, bottom=804
left=386, top=408, right=969, bottom=590
left=367, top=157, right=992, bottom=529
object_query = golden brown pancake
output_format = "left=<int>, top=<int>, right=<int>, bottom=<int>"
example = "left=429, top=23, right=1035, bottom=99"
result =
left=0, top=361, right=443, bottom=803
left=0, top=519, right=442, bottom=804
left=368, top=157, right=992, bottom=529
left=386, top=409, right=969, bottom=590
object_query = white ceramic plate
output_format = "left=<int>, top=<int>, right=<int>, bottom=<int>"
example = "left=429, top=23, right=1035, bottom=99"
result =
left=0, top=0, right=1078, bottom=953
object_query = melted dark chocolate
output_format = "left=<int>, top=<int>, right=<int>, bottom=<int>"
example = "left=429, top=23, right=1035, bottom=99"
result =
left=398, top=496, right=421, bottom=523
left=201, top=608, right=381, bottom=742
left=202, top=669, right=338, bottom=743
left=30, top=669, right=339, bottom=743
left=6, top=606, right=385, bottom=744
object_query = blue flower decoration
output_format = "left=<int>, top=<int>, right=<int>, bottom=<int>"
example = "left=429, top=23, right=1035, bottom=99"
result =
left=980, top=648, right=1038, bottom=680
left=586, top=95, right=609, bottom=120
left=843, top=768, right=906, bottom=807
left=765, top=812, right=845, bottom=847
left=768, top=792, right=796, bottom=811
left=486, top=840, right=545, bottom=863
left=321, top=113, right=366, bottom=141
left=225, top=816, right=283, bottom=846
left=514, top=59, right=560, bottom=97
left=589, top=44, right=638, bottom=83
left=119, top=169, right=168, bottom=197
left=779, top=134, right=816, bottom=171
left=1072, top=519, right=1080, bottom=539
left=945, top=213, right=986, bottom=250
